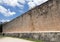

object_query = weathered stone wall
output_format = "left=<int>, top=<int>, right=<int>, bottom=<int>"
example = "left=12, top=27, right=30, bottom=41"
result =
left=3, top=32, right=60, bottom=42
left=3, top=0, right=60, bottom=33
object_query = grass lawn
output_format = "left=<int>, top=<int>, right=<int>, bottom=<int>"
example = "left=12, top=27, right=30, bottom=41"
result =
left=21, top=38, right=44, bottom=42
left=0, top=35, right=4, bottom=38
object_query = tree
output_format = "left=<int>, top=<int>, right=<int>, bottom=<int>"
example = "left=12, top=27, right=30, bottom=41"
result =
left=0, top=22, right=2, bottom=33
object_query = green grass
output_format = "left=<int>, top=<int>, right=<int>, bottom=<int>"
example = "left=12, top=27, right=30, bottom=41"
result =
left=20, top=38, right=44, bottom=42
left=0, top=35, right=44, bottom=42
left=0, top=35, right=4, bottom=38
left=10, top=36, right=44, bottom=42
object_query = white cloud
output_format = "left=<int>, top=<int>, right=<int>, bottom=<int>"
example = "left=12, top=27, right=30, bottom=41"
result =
left=28, top=2, right=36, bottom=9
left=0, top=19, right=10, bottom=23
left=26, top=0, right=48, bottom=9
left=18, top=0, right=25, bottom=4
left=0, top=0, right=48, bottom=16
left=25, top=0, right=33, bottom=2
left=0, top=0, right=25, bottom=9
left=0, top=6, right=16, bottom=16
left=0, top=0, right=48, bottom=9
left=33, top=0, right=48, bottom=5
left=0, top=0, right=48, bottom=22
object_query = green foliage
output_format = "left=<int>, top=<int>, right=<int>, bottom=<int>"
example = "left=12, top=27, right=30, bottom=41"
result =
left=0, top=24, right=2, bottom=27
left=0, top=24, right=1, bottom=27
left=0, top=24, right=1, bottom=29
left=0, top=23, right=2, bottom=32
left=20, top=38, right=44, bottom=42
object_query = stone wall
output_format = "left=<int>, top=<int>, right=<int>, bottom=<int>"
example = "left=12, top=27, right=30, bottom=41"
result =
left=3, top=0, right=60, bottom=33
left=3, top=32, right=60, bottom=42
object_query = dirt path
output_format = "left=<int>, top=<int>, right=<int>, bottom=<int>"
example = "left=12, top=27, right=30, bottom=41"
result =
left=0, top=37, right=34, bottom=42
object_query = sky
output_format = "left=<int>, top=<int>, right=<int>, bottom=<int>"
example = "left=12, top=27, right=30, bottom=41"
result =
left=0, top=0, right=48, bottom=22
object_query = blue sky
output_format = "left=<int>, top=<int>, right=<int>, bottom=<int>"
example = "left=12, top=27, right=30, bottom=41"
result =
left=0, top=0, right=48, bottom=22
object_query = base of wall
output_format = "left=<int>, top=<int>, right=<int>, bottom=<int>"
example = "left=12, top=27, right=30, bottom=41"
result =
left=1, top=32, right=60, bottom=42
